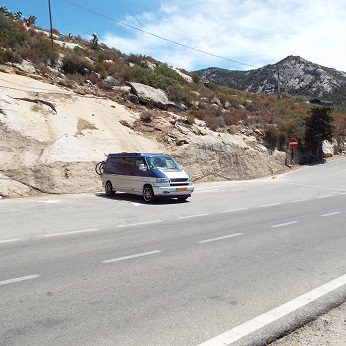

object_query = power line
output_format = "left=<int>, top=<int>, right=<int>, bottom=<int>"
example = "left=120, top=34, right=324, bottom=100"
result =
left=63, top=0, right=259, bottom=69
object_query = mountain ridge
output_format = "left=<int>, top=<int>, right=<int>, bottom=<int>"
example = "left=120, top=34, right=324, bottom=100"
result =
left=194, top=55, right=346, bottom=109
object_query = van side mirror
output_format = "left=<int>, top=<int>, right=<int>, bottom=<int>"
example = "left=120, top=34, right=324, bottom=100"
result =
left=139, top=163, right=147, bottom=171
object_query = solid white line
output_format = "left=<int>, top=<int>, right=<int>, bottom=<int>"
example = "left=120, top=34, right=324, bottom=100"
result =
left=0, top=274, right=40, bottom=286
left=260, top=203, right=282, bottom=207
left=178, top=213, right=209, bottom=219
left=118, top=220, right=162, bottom=228
left=102, top=250, right=161, bottom=264
left=44, top=229, right=98, bottom=237
left=221, top=208, right=248, bottom=213
left=321, top=212, right=341, bottom=217
left=198, top=274, right=346, bottom=346
left=271, top=221, right=298, bottom=228
left=199, top=233, right=243, bottom=244
left=0, top=238, right=20, bottom=244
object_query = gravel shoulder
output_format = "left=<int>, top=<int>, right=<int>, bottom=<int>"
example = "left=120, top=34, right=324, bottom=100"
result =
left=269, top=302, right=346, bottom=345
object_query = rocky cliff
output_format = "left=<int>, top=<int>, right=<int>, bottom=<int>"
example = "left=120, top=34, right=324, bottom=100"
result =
left=0, top=66, right=286, bottom=198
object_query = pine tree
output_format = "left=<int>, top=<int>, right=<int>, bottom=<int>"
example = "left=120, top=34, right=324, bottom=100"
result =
left=304, top=106, right=336, bottom=161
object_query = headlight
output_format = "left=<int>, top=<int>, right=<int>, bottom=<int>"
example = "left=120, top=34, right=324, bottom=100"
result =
left=187, top=177, right=193, bottom=182
left=156, top=178, right=170, bottom=183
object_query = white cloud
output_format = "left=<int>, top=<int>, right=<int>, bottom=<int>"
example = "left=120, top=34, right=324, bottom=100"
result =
left=102, top=0, right=346, bottom=71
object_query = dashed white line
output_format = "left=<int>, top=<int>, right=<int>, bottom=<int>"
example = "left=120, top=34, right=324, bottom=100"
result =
left=317, top=195, right=334, bottom=199
left=271, top=221, right=298, bottom=228
left=0, top=274, right=40, bottom=286
left=118, top=220, right=163, bottom=228
left=198, top=274, right=346, bottom=346
left=44, top=229, right=98, bottom=237
left=199, top=233, right=243, bottom=244
left=178, top=213, right=209, bottom=219
left=0, top=238, right=20, bottom=244
left=321, top=212, right=341, bottom=217
left=221, top=208, right=248, bottom=213
left=290, top=199, right=309, bottom=203
left=260, top=203, right=282, bottom=208
left=102, top=250, right=161, bottom=264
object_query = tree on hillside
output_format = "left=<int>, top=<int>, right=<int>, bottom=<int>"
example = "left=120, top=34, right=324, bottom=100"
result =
left=304, top=106, right=336, bottom=161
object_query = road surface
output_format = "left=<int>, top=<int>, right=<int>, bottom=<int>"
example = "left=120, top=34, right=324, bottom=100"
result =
left=1, top=158, right=346, bottom=345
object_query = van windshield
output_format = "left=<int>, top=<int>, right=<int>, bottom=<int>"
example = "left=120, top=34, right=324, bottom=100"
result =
left=146, top=156, right=181, bottom=171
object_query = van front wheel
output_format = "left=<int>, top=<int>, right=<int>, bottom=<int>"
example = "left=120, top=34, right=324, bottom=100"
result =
left=105, top=181, right=115, bottom=196
left=143, top=186, right=155, bottom=203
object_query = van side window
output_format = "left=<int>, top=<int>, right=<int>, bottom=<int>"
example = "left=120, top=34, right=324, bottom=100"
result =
left=104, top=156, right=119, bottom=174
left=118, top=157, right=135, bottom=175
left=134, top=158, right=147, bottom=176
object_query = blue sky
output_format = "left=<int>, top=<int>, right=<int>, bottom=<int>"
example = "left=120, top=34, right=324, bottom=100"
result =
left=2, top=0, right=346, bottom=72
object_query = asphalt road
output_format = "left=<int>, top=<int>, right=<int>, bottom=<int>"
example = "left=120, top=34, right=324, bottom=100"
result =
left=1, top=158, right=346, bottom=346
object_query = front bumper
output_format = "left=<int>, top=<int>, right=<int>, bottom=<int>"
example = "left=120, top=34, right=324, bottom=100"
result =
left=152, top=185, right=194, bottom=198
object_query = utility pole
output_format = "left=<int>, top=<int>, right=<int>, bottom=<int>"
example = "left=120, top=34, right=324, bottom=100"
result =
left=48, top=0, right=54, bottom=47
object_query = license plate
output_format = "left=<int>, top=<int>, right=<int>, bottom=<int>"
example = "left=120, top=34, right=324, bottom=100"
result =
left=177, top=187, right=187, bottom=191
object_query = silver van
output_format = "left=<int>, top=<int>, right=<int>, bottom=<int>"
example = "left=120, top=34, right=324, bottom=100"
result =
left=102, top=152, right=194, bottom=202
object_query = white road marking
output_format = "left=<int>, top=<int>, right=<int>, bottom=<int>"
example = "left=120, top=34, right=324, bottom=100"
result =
left=44, top=229, right=98, bottom=237
left=317, top=195, right=334, bottom=199
left=290, top=199, right=309, bottom=203
left=118, top=220, right=163, bottom=228
left=282, top=182, right=341, bottom=192
left=221, top=208, right=248, bottom=213
left=260, top=203, right=282, bottom=207
left=199, top=233, right=243, bottom=244
left=321, top=212, right=341, bottom=217
left=178, top=213, right=209, bottom=219
left=194, top=187, right=223, bottom=193
left=102, top=250, right=161, bottom=264
left=39, top=200, right=61, bottom=204
left=0, top=238, right=20, bottom=244
left=198, top=274, right=346, bottom=346
left=271, top=221, right=298, bottom=228
left=0, top=274, right=40, bottom=286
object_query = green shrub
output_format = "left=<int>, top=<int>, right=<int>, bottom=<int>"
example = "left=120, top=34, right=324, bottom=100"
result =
left=62, top=53, right=93, bottom=75
left=31, top=36, right=59, bottom=65
left=0, top=47, right=17, bottom=63
left=155, top=64, right=187, bottom=84
left=264, top=125, right=279, bottom=148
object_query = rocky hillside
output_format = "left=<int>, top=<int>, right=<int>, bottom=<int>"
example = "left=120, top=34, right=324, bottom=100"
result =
left=195, top=56, right=346, bottom=110
left=0, top=64, right=286, bottom=198
left=0, top=10, right=344, bottom=198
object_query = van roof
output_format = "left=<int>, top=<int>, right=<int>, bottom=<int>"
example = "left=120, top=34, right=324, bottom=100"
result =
left=107, top=152, right=164, bottom=157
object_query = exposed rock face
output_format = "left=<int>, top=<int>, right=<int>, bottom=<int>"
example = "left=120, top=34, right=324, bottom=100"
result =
left=195, top=56, right=346, bottom=106
left=0, top=69, right=286, bottom=198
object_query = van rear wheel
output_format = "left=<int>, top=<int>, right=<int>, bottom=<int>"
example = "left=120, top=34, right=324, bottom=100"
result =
left=143, top=186, right=155, bottom=203
left=105, top=181, right=115, bottom=196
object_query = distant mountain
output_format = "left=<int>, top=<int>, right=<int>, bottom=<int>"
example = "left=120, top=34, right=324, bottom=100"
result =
left=194, top=56, right=346, bottom=109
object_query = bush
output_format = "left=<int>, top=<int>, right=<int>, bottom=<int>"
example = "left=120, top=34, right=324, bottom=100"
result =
left=184, top=113, right=195, bottom=125
left=0, top=47, right=17, bottom=63
left=62, top=53, right=93, bottom=75
left=155, top=64, right=187, bottom=84
left=30, top=36, right=59, bottom=66
left=264, top=125, right=279, bottom=148
left=140, top=111, right=153, bottom=123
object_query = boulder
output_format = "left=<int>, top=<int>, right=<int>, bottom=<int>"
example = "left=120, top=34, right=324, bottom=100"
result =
left=126, top=82, right=176, bottom=110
